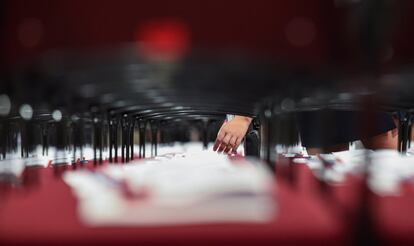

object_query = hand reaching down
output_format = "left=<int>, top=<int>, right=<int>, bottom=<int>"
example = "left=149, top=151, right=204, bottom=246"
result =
left=214, top=116, right=252, bottom=154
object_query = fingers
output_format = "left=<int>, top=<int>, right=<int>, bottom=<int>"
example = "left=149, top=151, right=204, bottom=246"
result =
left=233, top=137, right=243, bottom=151
left=217, top=133, right=231, bottom=153
left=217, top=142, right=227, bottom=152
left=213, top=135, right=226, bottom=153
left=213, top=129, right=226, bottom=151
left=216, top=135, right=241, bottom=154
left=221, top=134, right=232, bottom=147
left=223, top=146, right=232, bottom=154
left=223, top=136, right=238, bottom=154
left=213, top=139, right=221, bottom=151
left=229, top=136, right=237, bottom=148
left=213, top=125, right=227, bottom=151
left=216, top=130, right=226, bottom=144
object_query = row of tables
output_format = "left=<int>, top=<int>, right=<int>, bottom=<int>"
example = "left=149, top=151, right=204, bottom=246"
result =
left=1, top=47, right=414, bottom=245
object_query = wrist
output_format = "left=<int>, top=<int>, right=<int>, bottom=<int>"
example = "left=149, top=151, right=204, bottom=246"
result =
left=233, top=115, right=253, bottom=124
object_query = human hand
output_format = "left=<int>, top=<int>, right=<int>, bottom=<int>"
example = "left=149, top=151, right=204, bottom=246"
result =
left=213, top=116, right=252, bottom=154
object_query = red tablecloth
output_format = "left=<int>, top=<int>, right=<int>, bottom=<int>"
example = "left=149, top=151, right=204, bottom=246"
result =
left=286, top=159, right=414, bottom=246
left=0, top=163, right=346, bottom=246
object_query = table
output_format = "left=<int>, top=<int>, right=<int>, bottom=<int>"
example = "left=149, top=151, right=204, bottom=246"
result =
left=0, top=162, right=346, bottom=246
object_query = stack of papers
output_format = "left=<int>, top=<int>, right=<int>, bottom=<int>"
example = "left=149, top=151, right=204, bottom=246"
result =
left=64, top=150, right=276, bottom=226
left=294, top=149, right=414, bottom=196
left=0, top=158, right=25, bottom=183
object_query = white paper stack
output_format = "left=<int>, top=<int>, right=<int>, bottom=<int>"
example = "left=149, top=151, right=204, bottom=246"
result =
left=63, top=150, right=276, bottom=226
left=0, top=158, right=25, bottom=182
left=294, top=149, right=414, bottom=196
left=368, top=150, right=414, bottom=196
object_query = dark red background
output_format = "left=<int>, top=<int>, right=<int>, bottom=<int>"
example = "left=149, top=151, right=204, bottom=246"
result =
left=0, top=0, right=339, bottom=67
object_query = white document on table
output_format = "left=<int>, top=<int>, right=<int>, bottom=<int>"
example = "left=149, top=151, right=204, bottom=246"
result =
left=64, top=150, right=276, bottom=226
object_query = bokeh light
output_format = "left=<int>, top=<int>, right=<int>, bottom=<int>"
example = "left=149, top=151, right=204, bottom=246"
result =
left=135, top=19, right=191, bottom=61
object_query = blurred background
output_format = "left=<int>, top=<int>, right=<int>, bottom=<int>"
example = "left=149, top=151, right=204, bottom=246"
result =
left=2, top=1, right=414, bottom=245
